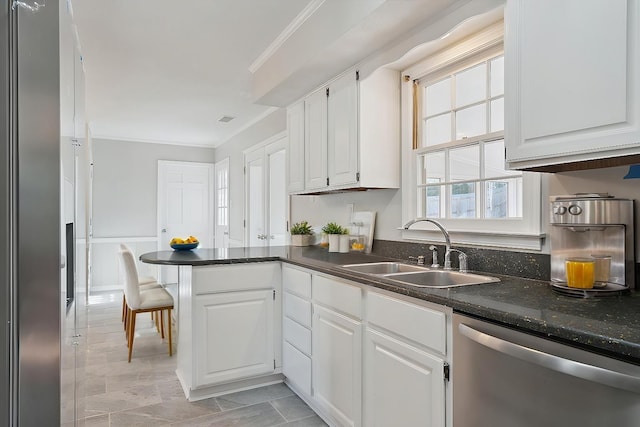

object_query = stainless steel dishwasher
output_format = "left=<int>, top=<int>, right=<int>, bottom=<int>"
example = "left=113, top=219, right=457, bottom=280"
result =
left=453, top=313, right=640, bottom=427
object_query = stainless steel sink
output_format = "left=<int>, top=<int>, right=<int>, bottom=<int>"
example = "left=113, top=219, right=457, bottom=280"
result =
left=341, top=262, right=428, bottom=275
left=340, top=261, right=500, bottom=288
left=384, top=270, right=500, bottom=288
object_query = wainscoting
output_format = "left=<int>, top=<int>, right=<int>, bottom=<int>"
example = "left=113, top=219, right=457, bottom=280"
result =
left=90, top=237, right=160, bottom=292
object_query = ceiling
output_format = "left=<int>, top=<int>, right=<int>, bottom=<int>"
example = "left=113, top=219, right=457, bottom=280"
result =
left=71, top=0, right=494, bottom=148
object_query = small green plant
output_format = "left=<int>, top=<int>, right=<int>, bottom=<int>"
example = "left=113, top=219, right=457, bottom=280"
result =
left=322, top=222, right=348, bottom=235
left=290, top=221, right=314, bottom=235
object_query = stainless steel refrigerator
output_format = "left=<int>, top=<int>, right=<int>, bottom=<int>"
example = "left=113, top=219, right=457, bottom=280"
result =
left=1, top=0, right=61, bottom=425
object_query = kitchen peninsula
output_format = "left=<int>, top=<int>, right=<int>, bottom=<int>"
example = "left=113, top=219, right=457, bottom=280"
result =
left=141, top=246, right=640, bottom=421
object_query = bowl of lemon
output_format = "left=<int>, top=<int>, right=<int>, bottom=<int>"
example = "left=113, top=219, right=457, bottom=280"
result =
left=170, top=236, right=199, bottom=251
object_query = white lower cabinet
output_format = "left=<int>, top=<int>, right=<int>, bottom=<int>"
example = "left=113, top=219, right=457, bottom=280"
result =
left=283, top=340, right=312, bottom=395
left=282, top=265, right=313, bottom=397
left=364, top=328, right=445, bottom=427
left=176, top=262, right=281, bottom=400
left=281, top=266, right=450, bottom=427
left=194, top=289, right=275, bottom=387
left=312, top=305, right=362, bottom=427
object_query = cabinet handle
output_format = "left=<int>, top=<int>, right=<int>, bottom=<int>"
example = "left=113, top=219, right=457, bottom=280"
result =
left=458, top=323, right=640, bottom=393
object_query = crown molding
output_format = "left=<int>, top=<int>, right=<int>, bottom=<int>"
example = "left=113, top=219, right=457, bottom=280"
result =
left=248, top=0, right=325, bottom=74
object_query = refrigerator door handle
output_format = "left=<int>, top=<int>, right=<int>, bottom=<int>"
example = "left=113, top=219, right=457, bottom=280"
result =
left=458, top=323, right=640, bottom=393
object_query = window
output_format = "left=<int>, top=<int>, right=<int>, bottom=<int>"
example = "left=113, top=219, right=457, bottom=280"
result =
left=417, top=54, right=522, bottom=220
left=402, top=23, right=542, bottom=250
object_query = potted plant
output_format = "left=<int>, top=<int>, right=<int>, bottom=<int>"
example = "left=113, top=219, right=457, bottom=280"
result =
left=322, top=222, right=347, bottom=252
left=290, top=221, right=314, bottom=246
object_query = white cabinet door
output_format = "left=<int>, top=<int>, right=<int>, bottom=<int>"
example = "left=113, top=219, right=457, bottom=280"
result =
left=364, top=328, right=445, bottom=427
left=283, top=340, right=312, bottom=396
left=194, top=289, right=274, bottom=387
left=505, top=0, right=640, bottom=169
left=304, top=88, right=328, bottom=191
left=328, top=72, right=359, bottom=187
left=287, top=102, right=305, bottom=193
left=312, top=305, right=362, bottom=427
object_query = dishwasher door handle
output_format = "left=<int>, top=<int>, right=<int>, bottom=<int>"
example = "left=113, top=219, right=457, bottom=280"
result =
left=459, top=323, right=640, bottom=393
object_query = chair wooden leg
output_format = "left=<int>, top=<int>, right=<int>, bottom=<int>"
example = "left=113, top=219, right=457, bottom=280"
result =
left=167, top=307, right=173, bottom=357
left=160, top=309, right=165, bottom=339
left=121, top=294, right=126, bottom=323
left=125, top=306, right=131, bottom=347
left=128, top=310, right=137, bottom=363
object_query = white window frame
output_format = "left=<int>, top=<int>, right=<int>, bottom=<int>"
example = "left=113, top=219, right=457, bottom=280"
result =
left=400, top=22, right=543, bottom=251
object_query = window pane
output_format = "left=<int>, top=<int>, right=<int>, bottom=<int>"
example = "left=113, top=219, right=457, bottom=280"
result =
left=456, top=104, right=486, bottom=140
left=425, top=77, right=451, bottom=116
left=450, top=145, right=479, bottom=181
left=423, top=185, right=444, bottom=218
left=485, top=178, right=523, bottom=218
left=455, top=63, right=486, bottom=107
left=484, top=140, right=520, bottom=178
left=490, top=56, right=504, bottom=97
left=490, top=98, right=504, bottom=132
left=421, top=151, right=445, bottom=185
left=425, top=113, right=451, bottom=146
left=450, top=183, right=476, bottom=218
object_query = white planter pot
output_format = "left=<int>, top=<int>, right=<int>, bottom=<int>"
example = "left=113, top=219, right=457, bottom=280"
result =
left=339, top=235, right=350, bottom=253
left=328, top=234, right=340, bottom=252
left=291, top=234, right=312, bottom=247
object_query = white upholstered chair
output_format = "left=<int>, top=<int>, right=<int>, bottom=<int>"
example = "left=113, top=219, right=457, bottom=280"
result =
left=119, top=244, right=161, bottom=324
left=119, top=248, right=174, bottom=362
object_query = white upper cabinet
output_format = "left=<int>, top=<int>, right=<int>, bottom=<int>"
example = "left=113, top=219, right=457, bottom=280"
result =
left=304, top=88, right=329, bottom=191
left=328, top=72, right=359, bottom=187
left=290, top=67, right=400, bottom=194
left=287, top=102, right=305, bottom=193
left=505, top=0, right=640, bottom=171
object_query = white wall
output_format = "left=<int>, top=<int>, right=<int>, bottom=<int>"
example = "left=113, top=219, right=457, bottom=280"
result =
left=548, top=166, right=640, bottom=261
left=290, top=190, right=403, bottom=241
left=92, top=138, right=215, bottom=237
left=214, top=109, right=287, bottom=246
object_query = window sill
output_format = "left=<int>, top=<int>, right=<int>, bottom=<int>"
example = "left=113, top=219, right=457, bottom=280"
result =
left=400, top=228, right=545, bottom=251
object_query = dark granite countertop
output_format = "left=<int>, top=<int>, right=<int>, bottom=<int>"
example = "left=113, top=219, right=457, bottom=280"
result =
left=141, top=246, right=640, bottom=364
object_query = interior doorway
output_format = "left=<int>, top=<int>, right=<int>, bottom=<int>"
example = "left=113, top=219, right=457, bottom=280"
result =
left=245, top=133, right=288, bottom=247
left=157, top=160, right=214, bottom=284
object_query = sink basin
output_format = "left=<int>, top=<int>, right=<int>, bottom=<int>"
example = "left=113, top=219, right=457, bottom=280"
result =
left=341, top=262, right=428, bottom=275
left=385, top=270, right=500, bottom=288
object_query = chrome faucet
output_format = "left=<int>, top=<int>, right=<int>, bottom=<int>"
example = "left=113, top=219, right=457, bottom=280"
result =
left=403, top=218, right=455, bottom=270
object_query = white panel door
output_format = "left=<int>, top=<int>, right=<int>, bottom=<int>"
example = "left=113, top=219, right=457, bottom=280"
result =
left=158, top=161, right=213, bottom=283
left=194, top=289, right=274, bottom=387
left=246, top=149, right=266, bottom=247
left=312, top=305, right=362, bottom=427
left=214, top=158, right=230, bottom=249
left=245, top=135, right=287, bottom=247
left=364, top=328, right=445, bottom=427
left=267, top=143, right=287, bottom=246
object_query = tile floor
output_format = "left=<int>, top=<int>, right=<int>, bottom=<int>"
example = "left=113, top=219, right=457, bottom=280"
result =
left=68, top=292, right=327, bottom=426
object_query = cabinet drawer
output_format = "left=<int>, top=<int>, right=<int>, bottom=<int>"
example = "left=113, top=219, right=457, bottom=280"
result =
left=283, top=341, right=311, bottom=396
left=283, top=317, right=311, bottom=356
left=367, top=292, right=446, bottom=355
left=284, top=292, right=312, bottom=328
left=283, top=265, right=312, bottom=299
left=192, top=263, right=279, bottom=295
left=313, top=275, right=362, bottom=319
